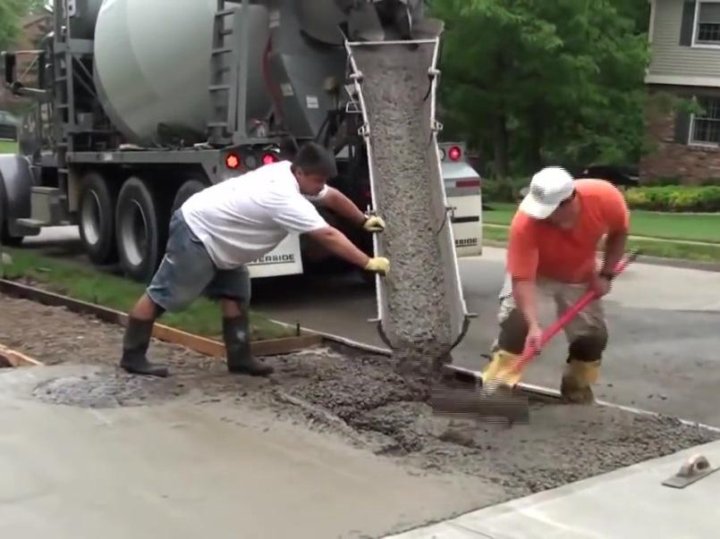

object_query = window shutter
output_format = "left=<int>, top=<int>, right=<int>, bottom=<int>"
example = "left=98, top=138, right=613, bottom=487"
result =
left=680, top=0, right=697, bottom=46
left=674, top=109, right=692, bottom=144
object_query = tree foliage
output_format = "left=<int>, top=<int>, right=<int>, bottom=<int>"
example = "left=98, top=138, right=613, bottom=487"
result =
left=0, top=0, right=26, bottom=50
left=430, top=0, right=651, bottom=178
left=0, top=0, right=49, bottom=49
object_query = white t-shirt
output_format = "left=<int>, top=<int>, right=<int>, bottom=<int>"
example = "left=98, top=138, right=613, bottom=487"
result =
left=181, top=161, right=329, bottom=269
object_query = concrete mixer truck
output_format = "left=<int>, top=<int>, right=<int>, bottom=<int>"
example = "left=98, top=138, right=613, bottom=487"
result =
left=0, top=0, right=483, bottom=283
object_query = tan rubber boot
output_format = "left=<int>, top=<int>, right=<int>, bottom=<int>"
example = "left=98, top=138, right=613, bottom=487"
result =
left=481, top=349, right=523, bottom=389
left=560, top=359, right=601, bottom=404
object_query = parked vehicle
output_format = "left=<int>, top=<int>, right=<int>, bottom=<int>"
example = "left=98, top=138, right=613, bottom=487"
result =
left=0, top=110, right=18, bottom=140
left=574, top=164, right=639, bottom=188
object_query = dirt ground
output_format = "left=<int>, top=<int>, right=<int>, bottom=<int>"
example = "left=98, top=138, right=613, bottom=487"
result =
left=1, top=294, right=718, bottom=505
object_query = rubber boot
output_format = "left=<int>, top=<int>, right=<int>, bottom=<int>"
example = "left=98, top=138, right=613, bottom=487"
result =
left=481, top=349, right=523, bottom=388
left=223, top=315, right=273, bottom=376
left=560, top=359, right=600, bottom=404
left=120, top=317, right=169, bottom=377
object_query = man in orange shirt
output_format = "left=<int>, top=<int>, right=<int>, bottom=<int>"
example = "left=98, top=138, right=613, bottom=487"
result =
left=483, top=166, right=630, bottom=403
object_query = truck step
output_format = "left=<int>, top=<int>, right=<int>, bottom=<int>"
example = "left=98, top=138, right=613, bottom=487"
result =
left=32, top=187, right=62, bottom=195
left=28, top=187, right=68, bottom=226
left=14, top=218, right=46, bottom=233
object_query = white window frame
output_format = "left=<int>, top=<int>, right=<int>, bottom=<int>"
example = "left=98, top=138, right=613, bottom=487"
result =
left=692, top=0, right=720, bottom=49
left=689, top=96, right=720, bottom=147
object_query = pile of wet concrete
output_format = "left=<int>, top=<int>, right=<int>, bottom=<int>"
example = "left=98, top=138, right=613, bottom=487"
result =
left=264, top=343, right=720, bottom=498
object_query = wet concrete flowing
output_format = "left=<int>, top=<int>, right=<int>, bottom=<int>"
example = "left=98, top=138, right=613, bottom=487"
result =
left=1, top=294, right=718, bottom=506
left=351, top=43, right=454, bottom=379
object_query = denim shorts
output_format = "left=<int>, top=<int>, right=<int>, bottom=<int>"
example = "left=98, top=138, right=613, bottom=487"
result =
left=146, top=210, right=251, bottom=312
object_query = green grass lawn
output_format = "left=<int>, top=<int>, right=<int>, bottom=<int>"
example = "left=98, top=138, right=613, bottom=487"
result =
left=0, top=140, right=18, bottom=154
left=484, top=202, right=720, bottom=244
left=0, top=247, right=294, bottom=341
left=483, top=224, right=720, bottom=263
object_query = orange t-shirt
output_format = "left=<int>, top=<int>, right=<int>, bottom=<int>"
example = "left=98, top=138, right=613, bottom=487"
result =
left=507, top=179, right=630, bottom=283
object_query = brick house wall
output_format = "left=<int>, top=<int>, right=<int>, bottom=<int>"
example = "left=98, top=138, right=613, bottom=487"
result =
left=640, top=85, right=720, bottom=185
left=0, top=11, right=52, bottom=112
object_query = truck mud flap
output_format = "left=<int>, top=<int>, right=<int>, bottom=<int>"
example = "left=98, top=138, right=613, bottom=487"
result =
left=345, top=32, right=474, bottom=363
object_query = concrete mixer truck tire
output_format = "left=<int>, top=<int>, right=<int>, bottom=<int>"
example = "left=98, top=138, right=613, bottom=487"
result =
left=0, top=178, right=24, bottom=247
left=115, top=176, right=170, bottom=283
left=78, top=171, right=119, bottom=266
left=171, top=179, right=208, bottom=215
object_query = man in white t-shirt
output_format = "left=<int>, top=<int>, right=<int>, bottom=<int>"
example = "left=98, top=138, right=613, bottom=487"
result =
left=119, top=142, right=389, bottom=378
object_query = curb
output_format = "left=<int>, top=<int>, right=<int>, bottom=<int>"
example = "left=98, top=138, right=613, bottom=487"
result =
left=0, top=279, right=323, bottom=359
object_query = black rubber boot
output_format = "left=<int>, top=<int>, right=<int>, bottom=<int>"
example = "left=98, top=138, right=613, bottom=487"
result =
left=120, top=317, right=169, bottom=377
left=223, top=315, right=273, bottom=376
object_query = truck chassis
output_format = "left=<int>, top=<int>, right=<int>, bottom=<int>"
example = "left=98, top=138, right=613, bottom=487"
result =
left=0, top=0, right=483, bottom=284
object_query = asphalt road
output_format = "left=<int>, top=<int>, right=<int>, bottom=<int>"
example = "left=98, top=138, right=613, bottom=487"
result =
left=17, top=226, right=720, bottom=427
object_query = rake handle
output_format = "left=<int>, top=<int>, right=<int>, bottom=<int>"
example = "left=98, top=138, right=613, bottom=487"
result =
left=513, top=250, right=639, bottom=373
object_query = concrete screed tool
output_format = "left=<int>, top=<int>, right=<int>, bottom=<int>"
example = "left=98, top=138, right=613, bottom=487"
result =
left=431, top=250, right=640, bottom=424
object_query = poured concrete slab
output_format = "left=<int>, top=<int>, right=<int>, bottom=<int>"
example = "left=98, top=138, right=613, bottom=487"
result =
left=0, top=365, right=501, bottom=539
left=386, top=438, right=720, bottom=538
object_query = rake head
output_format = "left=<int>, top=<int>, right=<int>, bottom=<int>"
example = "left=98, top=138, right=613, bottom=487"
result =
left=430, top=370, right=530, bottom=424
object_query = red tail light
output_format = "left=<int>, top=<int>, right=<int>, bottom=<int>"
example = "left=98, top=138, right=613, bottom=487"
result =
left=448, top=146, right=462, bottom=161
left=225, top=153, right=241, bottom=169
left=456, top=179, right=481, bottom=189
left=262, top=152, right=278, bottom=165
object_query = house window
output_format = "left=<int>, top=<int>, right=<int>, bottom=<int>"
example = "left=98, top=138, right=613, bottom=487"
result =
left=696, top=2, right=720, bottom=45
left=690, top=97, right=720, bottom=145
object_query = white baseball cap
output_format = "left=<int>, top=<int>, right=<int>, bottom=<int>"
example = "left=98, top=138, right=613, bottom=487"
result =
left=518, top=166, right=575, bottom=219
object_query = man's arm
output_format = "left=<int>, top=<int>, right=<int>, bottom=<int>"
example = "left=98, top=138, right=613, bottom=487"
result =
left=307, top=226, right=369, bottom=268
left=599, top=183, right=631, bottom=279
left=600, top=230, right=627, bottom=278
left=265, top=191, right=388, bottom=274
left=512, top=278, right=540, bottom=329
left=507, top=218, right=540, bottom=329
left=316, top=186, right=367, bottom=227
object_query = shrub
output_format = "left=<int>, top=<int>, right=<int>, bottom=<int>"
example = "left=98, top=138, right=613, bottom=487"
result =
left=482, top=177, right=529, bottom=203
left=624, top=186, right=720, bottom=212
left=642, top=176, right=683, bottom=186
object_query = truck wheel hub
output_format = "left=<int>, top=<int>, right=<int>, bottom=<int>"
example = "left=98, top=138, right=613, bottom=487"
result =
left=119, top=200, right=148, bottom=267
left=81, top=191, right=102, bottom=246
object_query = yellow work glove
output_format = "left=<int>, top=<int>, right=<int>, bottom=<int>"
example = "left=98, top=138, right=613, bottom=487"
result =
left=364, top=257, right=390, bottom=275
left=362, top=215, right=386, bottom=233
